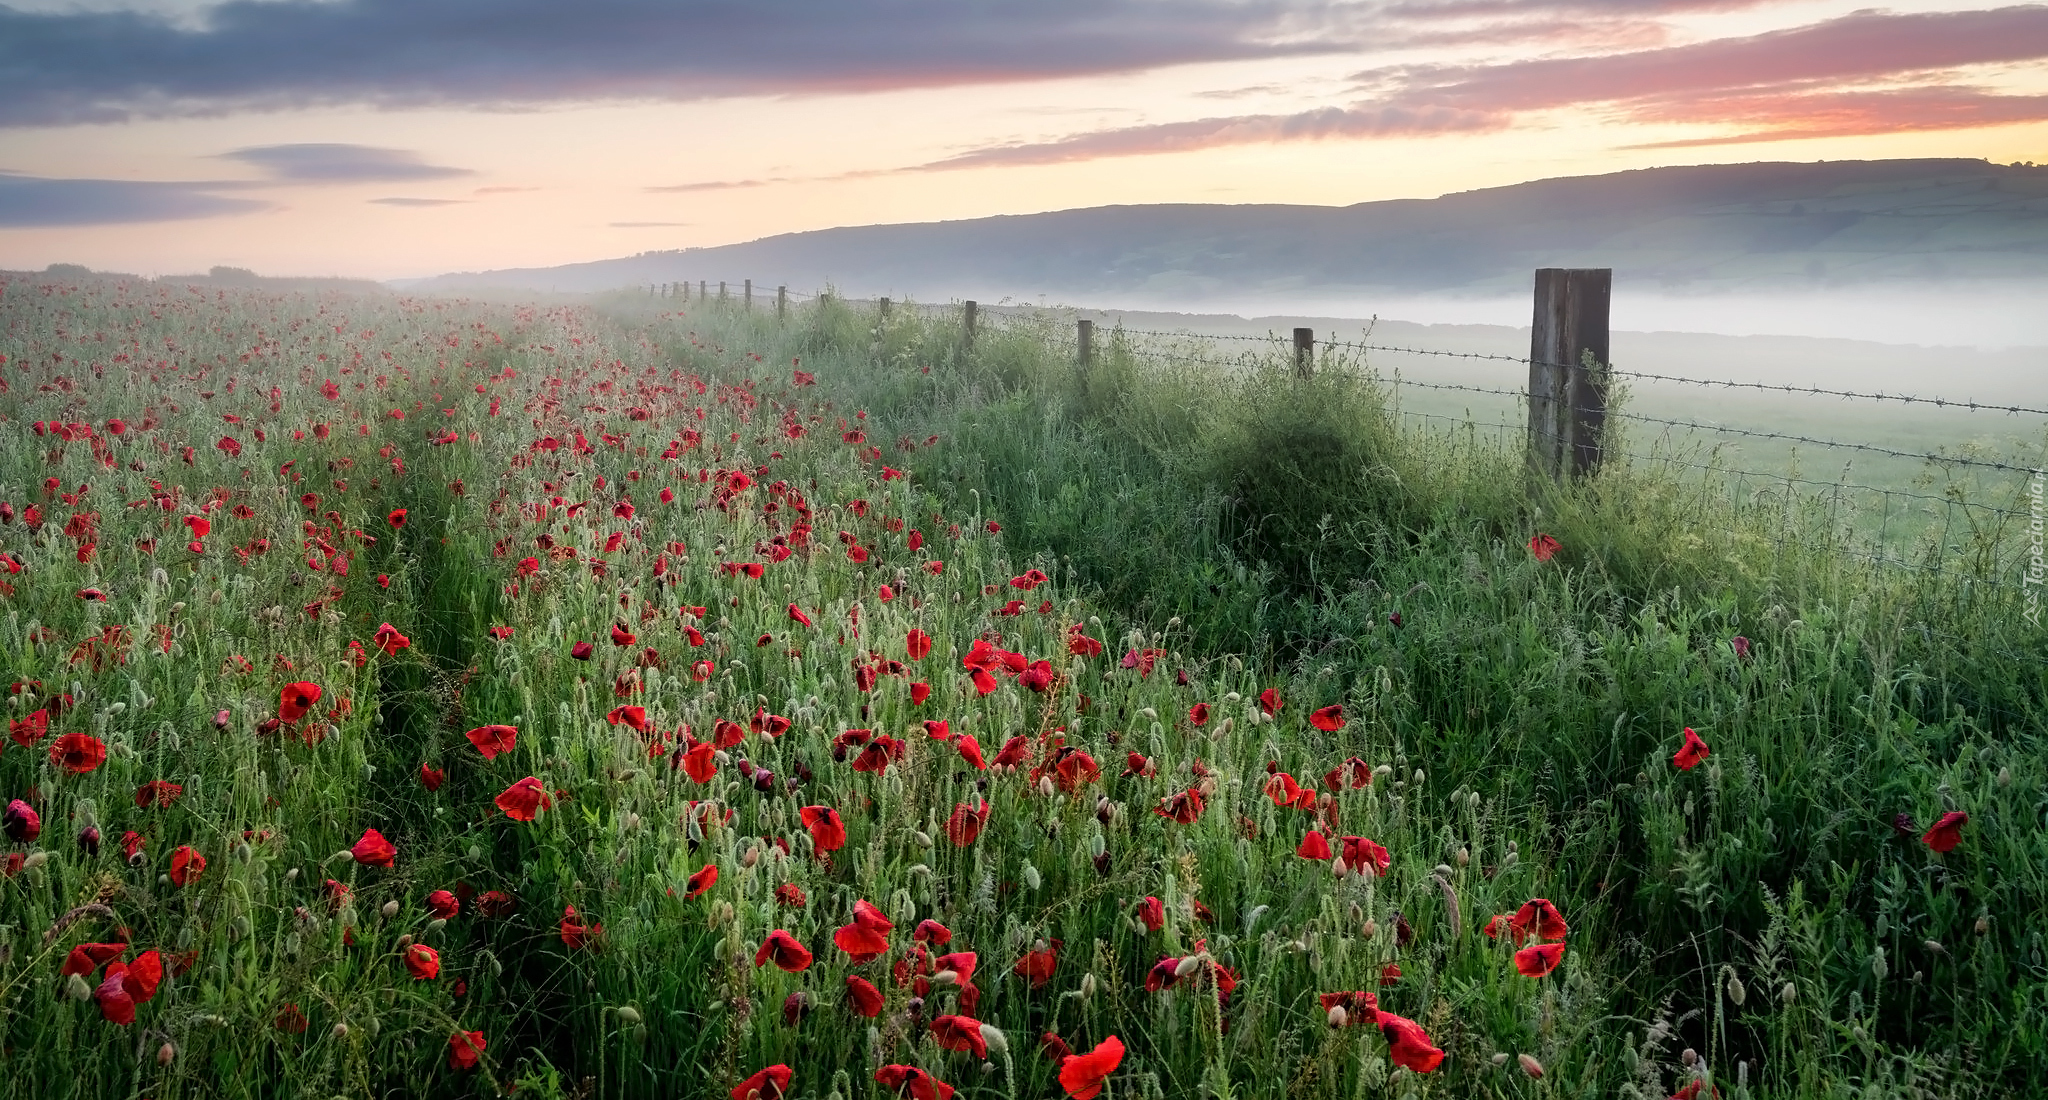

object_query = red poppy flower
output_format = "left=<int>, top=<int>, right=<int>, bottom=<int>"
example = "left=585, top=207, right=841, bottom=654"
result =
left=449, top=1030, right=486, bottom=1070
left=799, top=805, right=847, bottom=852
left=1339, top=836, right=1390, bottom=877
left=350, top=828, right=396, bottom=867
left=1138, top=896, right=1165, bottom=932
left=1258, top=687, right=1283, bottom=715
left=95, top=964, right=136, bottom=1024
left=929, top=1014, right=988, bottom=1059
left=1298, top=831, right=1333, bottom=860
left=1515, top=942, right=1567, bottom=977
left=464, top=723, right=520, bottom=760
left=1018, top=659, right=1054, bottom=693
left=1529, top=533, right=1561, bottom=562
left=875, top=1065, right=954, bottom=1100
left=992, top=735, right=1032, bottom=767
left=845, top=974, right=885, bottom=1017
left=1155, top=788, right=1205, bottom=824
left=956, top=735, right=987, bottom=770
left=426, top=889, right=460, bottom=920
left=906, top=627, right=933, bottom=660
left=570, top=641, right=594, bottom=660
left=682, top=738, right=717, bottom=784
left=387, top=508, right=408, bottom=528
left=732, top=1065, right=792, bottom=1100
left=118, top=949, right=160, bottom=1005
left=1309, top=704, right=1345, bottom=732
left=606, top=705, right=648, bottom=731
left=7, top=708, right=48, bottom=749
left=750, top=708, right=793, bottom=738
left=420, top=762, right=446, bottom=791
left=1318, top=990, right=1379, bottom=1023
left=1015, top=941, right=1059, bottom=987
left=787, top=603, right=812, bottom=627
left=1673, top=727, right=1710, bottom=770
left=47, top=730, right=106, bottom=774
left=371, top=622, right=410, bottom=656
left=755, top=930, right=813, bottom=972
left=946, top=799, right=989, bottom=846
left=475, top=890, right=515, bottom=918
left=60, top=942, right=125, bottom=977
left=914, top=918, right=952, bottom=945
left=404, top=943, right=441, bottom=979
left=685, top=863, right=719, bottom=899
left=1323, top=756, right=1372, bottom=791
left=1511, top=898, right=1570, bottom=942
left=1058, top=1034, right=1125, bottom=1100
left=561, top=904, right=602, bottom=949
left=1187, top=703, right=1210, bottom=726
left=495, top=776, right=551, bottom=821
left=834, top=911, right=892, bottom=962
left=1, top=799, right=37, bottom=843
left=609, top=623, right=637, bottom=647
left=1922, top=811, right=1968, bottom=853
left=279, top=681, right=322, bottom=722
left=169, top=845, right=205, bottom=886
left=1376, top=1010, right=1444, bottom=1073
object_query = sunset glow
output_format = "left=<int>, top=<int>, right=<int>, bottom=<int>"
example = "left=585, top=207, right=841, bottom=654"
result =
left=2, top=0, right=2045, bottom=278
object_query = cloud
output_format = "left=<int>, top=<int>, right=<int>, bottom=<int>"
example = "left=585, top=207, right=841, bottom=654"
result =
left=0, top=171, right=266, bottom=226
left=902, top=5, right=2048, bottom=169
left=220, top=143, right=473, bottom=182
left=473, top=185, right=538, bottom=195
left=369, top=196, right=465, bottom=206
left=645, top=178, right=783, bottom=193
left=0, top=0, right=1353, bottom=127
left=610, top=220, right=690, bottom=227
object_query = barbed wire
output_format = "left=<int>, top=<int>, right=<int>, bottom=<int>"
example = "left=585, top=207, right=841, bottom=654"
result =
left=1606, top=370, right=2048, bottom=416
left=1597, top=410, right=2039, bottom=473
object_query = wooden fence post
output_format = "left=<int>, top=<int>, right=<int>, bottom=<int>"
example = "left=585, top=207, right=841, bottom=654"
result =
left=962, top=301, right=978, bottom=352
left=681, top=281, right=689, bottom=302
left=1527, top=268, right=1611, bottom=481
left=745, top=280, right=752, bottom=309
left=777, top=286, right=786, bottom=320
left=879, top=297, right=891, bottom=320
left=698, top=280, right=706, bottom=300
left=1077, top=319, right=1094, bottom=370
left=1293, top=328, right=1314, bottom=379
left=719, top=281, right=727, bottom=303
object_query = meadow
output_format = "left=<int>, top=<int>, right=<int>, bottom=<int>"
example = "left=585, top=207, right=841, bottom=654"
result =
left=0, top=275, right=2041, bottom=1100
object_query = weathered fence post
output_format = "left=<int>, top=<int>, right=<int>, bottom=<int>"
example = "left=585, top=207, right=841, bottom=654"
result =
left=1527, top=268, right=1611, bottom=481
left=777, top=286, right=786, bottom=320
left=698, top=280, right=706, bottom=300
left=962, top=301, right=978, bottom=352
left=1077, top=319, right=1094, bottom=370
left=719, top=281, right=727, bottom=303
left=1293, top=328, right=1314, bottom=379
left=879, top=297, right=891, bottom=320
left=681, top=281, right=689, bottom=302
left=744, top=279, right=752, bottom=309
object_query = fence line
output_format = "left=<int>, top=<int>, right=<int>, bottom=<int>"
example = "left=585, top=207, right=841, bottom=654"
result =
left=649, top=275, right=2046, bottom=594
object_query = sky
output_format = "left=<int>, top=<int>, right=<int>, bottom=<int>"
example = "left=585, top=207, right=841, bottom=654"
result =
left=1, top=0, right=2045, bottom=281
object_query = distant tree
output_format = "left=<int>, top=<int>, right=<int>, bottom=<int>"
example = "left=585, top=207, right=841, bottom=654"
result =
left=44, top=263, right=92, bottom=277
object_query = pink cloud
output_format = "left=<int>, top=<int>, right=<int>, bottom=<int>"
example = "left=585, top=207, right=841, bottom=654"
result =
left=910, top=5, right=2048, bottom=170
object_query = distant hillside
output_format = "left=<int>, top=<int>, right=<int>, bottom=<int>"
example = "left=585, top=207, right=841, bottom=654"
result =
left=399, top=158, right=2048, bottom=302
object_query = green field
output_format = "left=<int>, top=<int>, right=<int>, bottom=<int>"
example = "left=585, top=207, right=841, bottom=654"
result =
left=0, top=275, right=2041, bottom=1100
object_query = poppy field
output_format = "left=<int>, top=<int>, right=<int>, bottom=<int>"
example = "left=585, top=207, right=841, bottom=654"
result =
left=0, top=276, right=2042, bottom=1100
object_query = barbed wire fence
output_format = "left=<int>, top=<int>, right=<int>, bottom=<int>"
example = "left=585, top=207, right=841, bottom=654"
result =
left=640, top=277, right=2048, bottom=618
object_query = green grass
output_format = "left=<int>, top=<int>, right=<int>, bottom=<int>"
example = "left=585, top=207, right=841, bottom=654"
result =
left=0, top=275, right=2040, bottom=1100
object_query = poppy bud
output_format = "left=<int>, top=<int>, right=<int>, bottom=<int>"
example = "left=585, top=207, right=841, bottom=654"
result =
left=617, top=1006, right=642, bottom=1024
left=1998, top=766, right=2012, bottom=787
left=1681, top=1049, right=1697, bottom=1066
left=1174, top=955, right=1200, bottom=978
left=1976, top=916, right=1991, bottom=935
left=1327, top=1005, right=1348, bottom=1028
left=1780, top=981, right=1797, bottom=1004
left=1726, top=973, right=1746, bottom=1005
left=78, top=825, right=101, bottom=857
left=1081, top=972, right=1097, bottom=998
left=214, top=710, right=231, bottom=729
left=382, top=900, right=400, bottom=920
left=1363, top=919, right=1377, bottom=939
left=1490, top=1053, right=1509, bottom=1067
left=234, top=842, right=252, bottom=863
left=331, top=1025, right=348, bottom=1040
left=980, top=1023, right=1009, bottom=1056
left=1092, top=851, right=1111, bottom=876
left=912, top=830, right=932, bottom=848
left=1457, top=846, right=1470, bottom=866
left=66, top=974, right=92, bottom=1001
left=159, top=1042, right=177, bottom=1065
left=1331, top=858, right=1348, bottom=879
left=1518, top=1054, right=1543, bottom=1078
